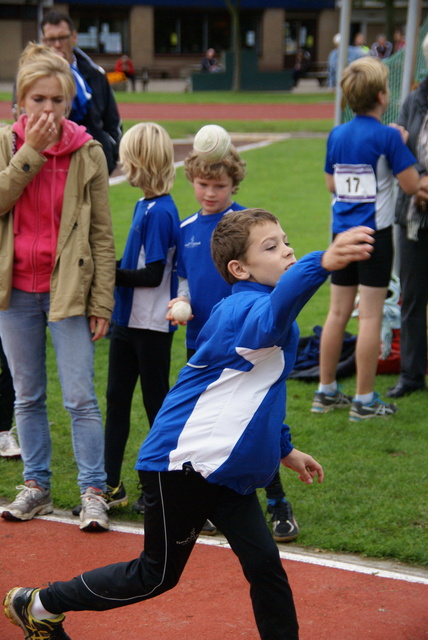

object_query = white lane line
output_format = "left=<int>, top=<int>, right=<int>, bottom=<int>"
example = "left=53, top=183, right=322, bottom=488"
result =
left=28, top=512, right=428, bottom=586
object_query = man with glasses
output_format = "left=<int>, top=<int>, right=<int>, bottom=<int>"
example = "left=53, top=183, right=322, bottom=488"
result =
left=41, top=10, right=122, bottom=174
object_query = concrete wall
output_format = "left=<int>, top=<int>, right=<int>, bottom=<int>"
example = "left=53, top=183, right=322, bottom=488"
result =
left=260, top=8, right=285, bottom=71
left=317, top=10, right=339, bottom=62
left=129, top=5, right=154, bottom=70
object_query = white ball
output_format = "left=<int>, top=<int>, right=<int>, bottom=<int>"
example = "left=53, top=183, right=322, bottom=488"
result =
left=193, top=124, right=231, bottom=162
left=171, top=301, right=192, bottom=323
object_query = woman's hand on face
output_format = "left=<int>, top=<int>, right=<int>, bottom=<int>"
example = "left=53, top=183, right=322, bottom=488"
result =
left=24, top=112, right=58, bottom=154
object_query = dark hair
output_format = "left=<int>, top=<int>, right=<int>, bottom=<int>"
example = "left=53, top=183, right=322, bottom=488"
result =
left=41, top=11, right=75, bottom=33
left=211, top=208, right=279, bottom=284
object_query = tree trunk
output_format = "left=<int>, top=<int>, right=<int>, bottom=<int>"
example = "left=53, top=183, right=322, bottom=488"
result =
left=385, top=0, right=395, bottom=44
left=225, top=0, right=241, bottom=92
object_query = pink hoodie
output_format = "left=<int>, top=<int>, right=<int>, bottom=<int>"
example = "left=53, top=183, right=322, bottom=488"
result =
left=11, top=116, right=92, bottom=293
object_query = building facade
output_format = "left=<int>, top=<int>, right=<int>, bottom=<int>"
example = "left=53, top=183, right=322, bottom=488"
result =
left=0, top=0, right=417, bottom=82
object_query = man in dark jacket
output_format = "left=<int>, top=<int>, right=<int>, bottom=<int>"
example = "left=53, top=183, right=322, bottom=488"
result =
left=41, top=10, right=122, bottom=174
left=387, top=67, right=428, bottom=398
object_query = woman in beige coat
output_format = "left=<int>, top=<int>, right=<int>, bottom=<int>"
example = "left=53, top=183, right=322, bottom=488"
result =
left=0, top=43, right=115, bottom=532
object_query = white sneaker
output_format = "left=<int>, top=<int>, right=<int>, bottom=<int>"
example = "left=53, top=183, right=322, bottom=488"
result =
left=79, top=487, right=109, bottom=532
left=0, top=427, right=21, bottom=457
left=1, top=480, right=53, bottom=521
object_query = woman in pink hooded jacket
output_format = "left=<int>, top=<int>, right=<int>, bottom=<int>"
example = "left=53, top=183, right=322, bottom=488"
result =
left=0, top=43, right=115, bottom=532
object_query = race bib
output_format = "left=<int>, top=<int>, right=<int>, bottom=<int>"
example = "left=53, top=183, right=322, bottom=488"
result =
left=334, top=164, right=376, bottom=203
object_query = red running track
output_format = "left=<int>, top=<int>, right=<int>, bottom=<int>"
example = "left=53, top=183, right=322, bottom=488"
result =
left=0, top=101, right=334, bottom=122
left=1, top=517, right=427, bottom=640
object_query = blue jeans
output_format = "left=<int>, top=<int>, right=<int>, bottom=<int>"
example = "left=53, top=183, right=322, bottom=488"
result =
left=0, top=289, right=106, bottom=492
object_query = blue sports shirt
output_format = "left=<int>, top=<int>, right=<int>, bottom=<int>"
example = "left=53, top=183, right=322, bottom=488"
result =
left=325, top=115, right=417, bottom=233
left=136, top=252, right=329, bottom=494
left=177, top=202, right=247, bottom=349
left=113, top=194, right=180, bottom=332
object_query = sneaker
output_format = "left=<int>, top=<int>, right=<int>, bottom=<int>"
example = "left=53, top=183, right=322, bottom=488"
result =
left=105, top=481, right=128, bottom=508
left=311, top=388, right=352, bottom=414
left=349, top=392, right=398, bottom=422
left=71, top=481, right=128, bottom=516
left=0, top=426, right=21, bottom=458
left=1, top=481, right=53, bottom=522
left=200, top=519, right=217, bottom=536
left=4, top=586, right=71, bottom=639
left=131, top=488, right=145, bottom=515
left=79, top=487, right=109, bottom=532
left=267, top=500, right=299, bottom=542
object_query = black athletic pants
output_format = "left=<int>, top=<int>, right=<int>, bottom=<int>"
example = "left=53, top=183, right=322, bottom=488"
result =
left=0, top=337, right=15, bottom=431
left=40, top=469, right=299, bottom=640
left=104, top=325, right=173, bottom=487
left=398, top=225, right=428, bottom=385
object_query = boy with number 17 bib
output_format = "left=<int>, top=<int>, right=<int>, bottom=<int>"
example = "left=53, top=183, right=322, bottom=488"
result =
left=311, top=56, right=420, bottom=421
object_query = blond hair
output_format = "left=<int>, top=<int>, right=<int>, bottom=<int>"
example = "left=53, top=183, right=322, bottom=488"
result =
left=184, top=145, right=246, bottom=193
left=16, top=42, right=75, bottom=117
left=211, top=208, right=279, bottom=284
left=119, top=122, right=175, bottom=195
left=341, top=56, right=389, bottom=114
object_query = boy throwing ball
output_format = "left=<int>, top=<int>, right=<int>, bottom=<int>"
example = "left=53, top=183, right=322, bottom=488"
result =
left=4, top=210, right=374, bottom=640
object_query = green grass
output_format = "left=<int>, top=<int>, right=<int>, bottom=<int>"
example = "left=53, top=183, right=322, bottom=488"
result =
left=110, top=90, right=335, bottom=105
left=125, top=119, right=334, bottom=138
left=1, top=130, right=427, bottom=567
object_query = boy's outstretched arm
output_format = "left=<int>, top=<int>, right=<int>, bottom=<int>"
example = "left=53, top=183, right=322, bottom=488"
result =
left=281, top=448, right=324, bottom=485
left=321, top=226, right=374, bottom=272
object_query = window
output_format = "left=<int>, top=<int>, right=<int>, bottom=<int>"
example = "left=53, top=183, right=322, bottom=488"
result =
left=70, top=8, right=129, bottom=54
left=154, top=9, right=260, bottom=56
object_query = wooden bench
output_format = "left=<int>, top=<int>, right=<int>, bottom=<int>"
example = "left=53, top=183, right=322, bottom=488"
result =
left=297, top=62, right=328, bottom=87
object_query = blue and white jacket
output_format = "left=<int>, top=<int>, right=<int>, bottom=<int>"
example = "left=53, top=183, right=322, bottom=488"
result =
left=136, top=251, right=328, bottom=494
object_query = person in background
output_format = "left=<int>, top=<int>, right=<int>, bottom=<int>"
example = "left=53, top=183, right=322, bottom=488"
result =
left=393, top=28, right=406, bottom=53
left=292, top=49, right=311, bottom=88
left=371, top=34, right=393, bottom=59
left=351, top=32, right=370, bottom=56
left=3, top=210, right=376, bottom=640
left=327, top=33, right=365, bottom=88
left=0, top=43, right=116, bottom=532
left=312, top=56, right=420, bottom=420
left=387, top=33, right=428, bottom=398
left=0, top=336, right=19, bottom=458
left=201, top=48, right=221, bottom=72
left=114, top=54, right=136, bottom=91
left=166, top=146, right=299, bottom=543
left=102, top=122, right=180, bottom=514
left=41, top=10, right=122, bottom=174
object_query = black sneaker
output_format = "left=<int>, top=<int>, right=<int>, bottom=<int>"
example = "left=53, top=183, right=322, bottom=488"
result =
left=131, top=490, right=145, bottom=514
left=200, top=519, right=217, bottom=536
left=72, top=481, right=128, bottom=516
left=311, top=388, right=352, bottom=414
left=104, top=481, right=128, bottom=508
left=267, top=500, right=299, bottom=542
left=3, top=587, right=71, bottom=639
left=349, top=392, right=398, bottom=421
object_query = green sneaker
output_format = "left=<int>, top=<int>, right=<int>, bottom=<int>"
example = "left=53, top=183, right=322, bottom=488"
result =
left=4, top=587, right=71, bottom=639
